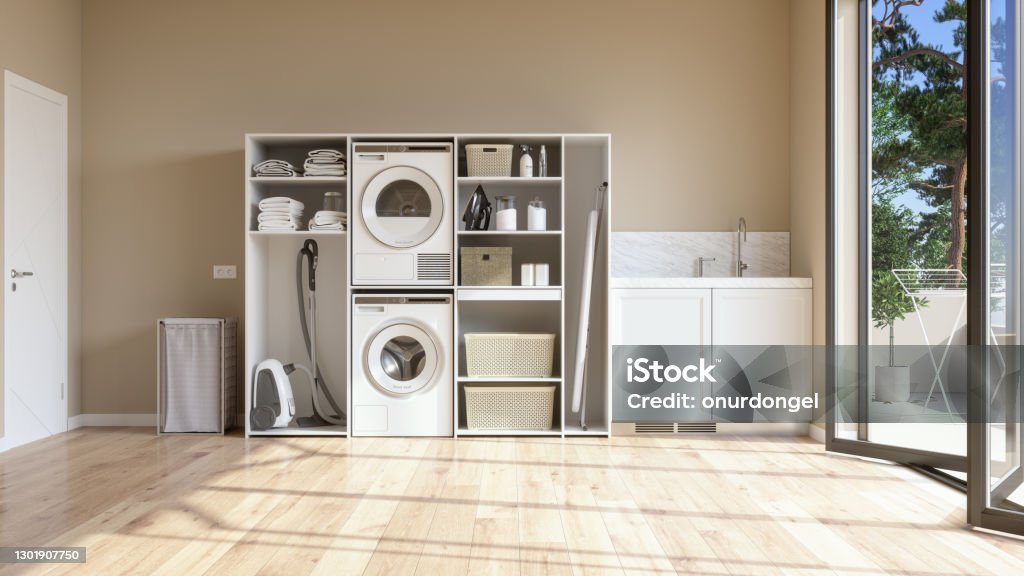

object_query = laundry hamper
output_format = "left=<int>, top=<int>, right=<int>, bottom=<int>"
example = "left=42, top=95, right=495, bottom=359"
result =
left=157, top=318, right=237, bottom=434
left=465, top=385, right=556, bottom=430
left=464, top=332, right=555, bottom=377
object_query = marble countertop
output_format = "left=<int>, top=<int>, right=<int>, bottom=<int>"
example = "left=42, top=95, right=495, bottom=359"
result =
left=610, top=277, right=812, bottom=289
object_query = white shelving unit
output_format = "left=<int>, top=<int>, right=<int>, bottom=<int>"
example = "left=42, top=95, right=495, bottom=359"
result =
left=244, top=134, right=350, bottom=437
left=244, top=133, right=610, bottom=439
left=453, top=134, right=610, bottom=437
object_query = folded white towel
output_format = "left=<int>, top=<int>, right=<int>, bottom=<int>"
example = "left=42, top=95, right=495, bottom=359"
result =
left=258, top=212, right=302, bottom=223
left=308, top=149, right=345, bottom=160
left=304, top=169, right=347, bottom=178
left=258, top=197, right=305, bottom=212
left=308, top=210, right=347, bottom=231
left=258, top=221, right=298, bottom=231
left=309, top=220, right=346, bottom=231
left=313, top=210, right=347, bottom=225
left=303, top=157, right=346, bottom=177
left=253, top=159, right=300, bottom=177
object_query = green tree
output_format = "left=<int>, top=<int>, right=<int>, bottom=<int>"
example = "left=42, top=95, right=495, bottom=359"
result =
left=872, top=190, right=916, bottom=272
left=872, top=271, right=922, bottom=366
left=872, top=0, right=967, bottom=274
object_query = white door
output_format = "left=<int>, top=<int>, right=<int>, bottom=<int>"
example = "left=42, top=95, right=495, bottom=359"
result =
left=712, top=289, right=812, bottom=345
left=610, top=289, right=712, bottom=345
left=3, top=71, right=68, bottom=450
left=610, top=289, right=713, bottom=420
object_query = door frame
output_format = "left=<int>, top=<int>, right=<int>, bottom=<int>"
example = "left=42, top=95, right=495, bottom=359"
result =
left=824, top=0, right=967, bottom=472
left=3, top=69, right=69, bottom=444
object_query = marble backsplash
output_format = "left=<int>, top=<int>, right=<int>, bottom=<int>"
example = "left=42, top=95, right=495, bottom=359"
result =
left=611, top=232, right=790, bottom=278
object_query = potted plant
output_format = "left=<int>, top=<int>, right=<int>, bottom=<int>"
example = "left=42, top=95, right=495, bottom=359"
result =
left=871, top=271, right=923, bottom=403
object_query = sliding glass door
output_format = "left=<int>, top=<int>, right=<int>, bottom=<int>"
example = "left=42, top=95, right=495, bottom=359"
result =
left=968, top=0, right=1024, bottom=534
left=828, top=0, right=969, bottom=473
left=831, top=0, right=1024, bottom=537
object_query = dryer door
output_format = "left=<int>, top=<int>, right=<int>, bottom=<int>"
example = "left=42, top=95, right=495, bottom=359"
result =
left=362, top=166, right=444, bottom=248
left=365, top=322, right=441, bottom=396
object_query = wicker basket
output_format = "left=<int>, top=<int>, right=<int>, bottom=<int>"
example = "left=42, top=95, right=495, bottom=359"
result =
left=464, top=333, right=555, bottom=377
left=466, top=144, right=513, bottom=177
left=460, top=246, right=512, bottom=286
left=465, top=385, right=556, bottom=430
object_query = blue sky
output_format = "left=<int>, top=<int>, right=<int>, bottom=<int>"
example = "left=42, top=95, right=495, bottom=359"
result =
left=873, top=0, right=964, bottom=216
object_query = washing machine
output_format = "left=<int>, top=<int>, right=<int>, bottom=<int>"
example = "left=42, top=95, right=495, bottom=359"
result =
left=351, top=143, right=454, bottom=285
left=352, top=294, right=453, bottom=436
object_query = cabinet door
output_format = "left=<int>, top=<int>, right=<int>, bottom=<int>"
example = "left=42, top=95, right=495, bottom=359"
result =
left=610, top=288, right=713, bottom=421
left=712, top=289, right=811, bottom=345
left=610, top=289, right=712, bottom=345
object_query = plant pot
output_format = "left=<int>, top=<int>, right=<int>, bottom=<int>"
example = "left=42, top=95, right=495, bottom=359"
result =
left=875, top=365, right=910, bottom=403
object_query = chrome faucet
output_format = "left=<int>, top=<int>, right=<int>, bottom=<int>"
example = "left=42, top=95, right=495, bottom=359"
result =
left=736, top=217, right=749, bottom=277
left=697, top=257, right=716, bottom=278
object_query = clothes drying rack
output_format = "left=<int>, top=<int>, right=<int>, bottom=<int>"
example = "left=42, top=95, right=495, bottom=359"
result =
left=891, top=269, right=965, bottom=416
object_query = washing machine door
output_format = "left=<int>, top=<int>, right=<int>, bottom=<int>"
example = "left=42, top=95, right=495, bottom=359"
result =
left=362, top=166, right=444, bottom=248
left=365, top=322, right=440, bottom=395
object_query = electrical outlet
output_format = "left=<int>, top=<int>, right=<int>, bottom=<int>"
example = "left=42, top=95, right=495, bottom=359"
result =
left=213, top=265, right=237, bottom=280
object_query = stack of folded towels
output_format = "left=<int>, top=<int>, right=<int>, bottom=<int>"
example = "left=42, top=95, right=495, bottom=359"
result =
left=308, top=210, right=348, bottom=231
left=257, top=197, right=304, bottom=231
left=303, top=149, right=347, bottom=177
left=252, top=159, right=300, bottom=178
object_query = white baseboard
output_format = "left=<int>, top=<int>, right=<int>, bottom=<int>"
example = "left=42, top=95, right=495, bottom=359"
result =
left=68, top=413, right=157, bottom=428
left=808, top=423, right=826, bottom=444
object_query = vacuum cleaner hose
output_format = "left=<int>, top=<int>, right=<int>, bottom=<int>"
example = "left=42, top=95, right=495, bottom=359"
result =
left=297, top=241, right=346, bottom=426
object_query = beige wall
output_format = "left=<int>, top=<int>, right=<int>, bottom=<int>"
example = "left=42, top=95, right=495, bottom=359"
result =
left=81, top=0, right=794, bottom=415
left=788, top=0, right=826, bottom=430
left=0, top=0, right=83, bottom=436
left=789, top=0, right=826, bottom=348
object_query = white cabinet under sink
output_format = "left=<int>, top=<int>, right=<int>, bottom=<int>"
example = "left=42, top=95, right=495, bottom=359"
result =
left=610, top=286, right=811, bottom=347
left=712, top=288, right=811, bottom=345
left=610, top=288, right=711, bottom=346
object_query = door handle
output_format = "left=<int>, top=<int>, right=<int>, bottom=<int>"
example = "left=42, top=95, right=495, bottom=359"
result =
left=10, top=269, right=33, bottom=279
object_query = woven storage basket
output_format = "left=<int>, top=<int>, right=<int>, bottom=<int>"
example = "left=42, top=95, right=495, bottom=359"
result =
left=466, top=144, right=513, bottom=177
left=465, top=385, right=556, bottom=430
left=460, top=246, right=512, bottom=286
left=464, top=333, right=555, bottom=377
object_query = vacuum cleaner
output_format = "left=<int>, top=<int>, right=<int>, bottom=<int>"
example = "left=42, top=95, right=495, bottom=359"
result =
left=251, top=239, right=347, bottom=431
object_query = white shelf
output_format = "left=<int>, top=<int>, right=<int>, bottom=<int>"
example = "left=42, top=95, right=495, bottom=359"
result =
left=458, top=230, right=561, bottom=236
left=249, top=230, right=346, bottom=236
left=457, top=427, right=561, bottom=437
left=249, top=176, right=347, bottom=185
left=249, top=425, right=348, bottom=437
left=458, top=176, right=561, bottom=186
left=459, top=376, right=562, bottom=383
left=457, top=287, right=561, bottom=301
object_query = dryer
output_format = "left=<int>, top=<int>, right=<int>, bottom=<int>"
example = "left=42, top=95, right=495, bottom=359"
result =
left=351, top=294, right=453, bottom=436
left=351, top=143, right=454, bottom=285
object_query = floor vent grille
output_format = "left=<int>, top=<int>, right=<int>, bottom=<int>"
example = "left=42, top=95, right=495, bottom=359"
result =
left=675, top=422, right=717, bottom=434
left=417, top=254, right=451, bottom=281
left=634, top=423, right=675, bottom=434
left=626, top=422, right=718, bottom=435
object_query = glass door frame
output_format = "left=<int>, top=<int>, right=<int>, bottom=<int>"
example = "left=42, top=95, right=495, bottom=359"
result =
left=966, top=0, right=1024, bottom=534
left=826, top=0, right=967, bottom=473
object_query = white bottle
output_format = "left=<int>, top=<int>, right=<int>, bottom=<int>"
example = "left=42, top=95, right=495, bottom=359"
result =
left=521, top=264, right=535, bottom=286
left=528, top=197, right=547, bottom=231
left=534, top=263, right=549, bottom=286
left=519, top=145, right=533, bottom=178
left=539, top=145, right=548, bottom=177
